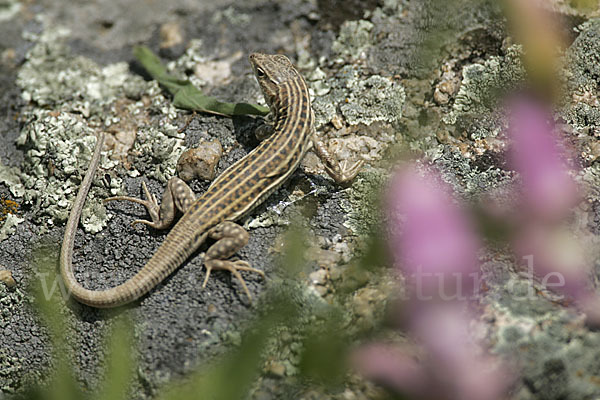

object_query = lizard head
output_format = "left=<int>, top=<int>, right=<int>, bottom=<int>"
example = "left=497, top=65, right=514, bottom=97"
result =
left=249, top=53, right=298, bottom=109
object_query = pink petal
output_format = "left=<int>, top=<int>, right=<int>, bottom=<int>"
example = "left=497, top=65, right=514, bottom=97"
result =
left=514, top=225, right=591, bottom=300
left=353, top=344, right=427, bottom=396
left=387, top=167, right=480, bottom=299
left=411, top=304, right=513, bottom=400
left=507, top=96, right=578, bottom=221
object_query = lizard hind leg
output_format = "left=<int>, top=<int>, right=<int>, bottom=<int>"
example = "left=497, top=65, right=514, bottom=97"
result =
left=202, top=221, right=265, bottom=302
left=104, top=177, right=196, bottom=230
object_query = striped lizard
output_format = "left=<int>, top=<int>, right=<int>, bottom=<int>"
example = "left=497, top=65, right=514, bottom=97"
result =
left=60, top=53, right=363, bottom=308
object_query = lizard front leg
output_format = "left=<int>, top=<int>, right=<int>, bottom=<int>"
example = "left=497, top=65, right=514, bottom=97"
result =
left=254, top=113, right=276, bottom=141
left=104, top=177, right=196, bottom=229
left=311, top=135, right=364, bottom=184
left=202, top=221, right=265, bottom=302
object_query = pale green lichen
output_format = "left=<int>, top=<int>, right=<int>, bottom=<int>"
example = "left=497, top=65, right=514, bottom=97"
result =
left=565, top=18, right=600, bottom=92
left=18, top=28, right=146, bottom=113
left=12, top=25, right=187, bottom=234
left=0, top=158, right=24, bottom=241
left=562, top=19, right=600, bottom=132
left=0, top=213, right=24, bottom=242
left=0, top=0, right=20, bottom=22
left=132, top=125, right=185, bottom=183
left=339, top=74, right=405, bottom=126
left=168, top=39, right=206, bottom=71
left=331, top=20, right=374, bottom=60
left=298, top=9, right=404, bottom=131
left=578, top=163, right=600, bottom=202
left=567, top=20, right=600, bottom=205
left=443, top=44, right=526, bottom=137
left=491, top=290, right=600, bottom=400
left=312, top=65, right=405, bottom=128
left=211, top=6, right=251, bottom=27
left=434, top=148, right=515, bottom=198
left=166, top=39, right=208, bottom=89
left=15, top=110, right=119, bottom=233
left=343, top=168, right=387, bottom=237
left=306, top=67, right=330, bottom=97
left=0, top=163, right=24, bottom=198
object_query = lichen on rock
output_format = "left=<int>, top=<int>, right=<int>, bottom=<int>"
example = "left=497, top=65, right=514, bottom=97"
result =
left=562, top=18, right=600, bottom=134
left=15, top=110, right=118, bottom=233
left=13, top=25, right=186, bottom=233
left=443, top=44, right=526, bottom=139
left=331, top=20, right=374, bottom=60
left=0, top=213, right=24, bottom=242
left=564, top=18, right=600, bottom=92
left=312, top=64, right=405, bottom=128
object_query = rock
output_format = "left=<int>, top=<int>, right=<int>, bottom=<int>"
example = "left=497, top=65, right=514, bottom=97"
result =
left=159, top=21, right=184, bottom=49
left=176, top=139, right=223, bottom=182
left=266, top=360, right=286, bottom=378
left=0, top=270, right=16, bottom=287
left=309, top=269, right=328, bottom=286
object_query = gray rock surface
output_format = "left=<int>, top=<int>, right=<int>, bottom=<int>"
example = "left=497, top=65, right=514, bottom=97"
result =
left=1, top=1, right=600, bottom=399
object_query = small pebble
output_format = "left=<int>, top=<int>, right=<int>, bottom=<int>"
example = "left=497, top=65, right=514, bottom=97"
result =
left=309, top=269, right=328, bottom=286
left=331, top=114, right=344, bottom=129
left=177, top=139, right=223, bottom=182
left=0, top=270, right=16, bottom=288
left=159, top=21, right=184, bottom=49
left=341, top=389, right=358, bottom=400
left=266, top=360, right=286, bottom=377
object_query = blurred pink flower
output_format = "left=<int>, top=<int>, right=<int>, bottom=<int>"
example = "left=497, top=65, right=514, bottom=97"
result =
left=506, top=96, right=600, bottom=325
left=362, top=165, right=512, bottom=399
left=353, top=343, right=427, bottom=397
left=415, top=304, right=511, bottom=400
left=507, top=96, right=578, bottom=221
left=355, top=303, right=511, bottom=400
left=513, top=225, right=589, bottom=299
left=513, top=224, right=600, bottom=326
left=387, top=166, right=480, bottom=300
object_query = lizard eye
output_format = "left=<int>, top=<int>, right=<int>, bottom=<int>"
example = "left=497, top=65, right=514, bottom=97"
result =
left=256, top=68, right=266, bottom=78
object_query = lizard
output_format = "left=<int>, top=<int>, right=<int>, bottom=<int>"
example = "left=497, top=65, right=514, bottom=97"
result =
left=60, top=53, right=363, bottom=308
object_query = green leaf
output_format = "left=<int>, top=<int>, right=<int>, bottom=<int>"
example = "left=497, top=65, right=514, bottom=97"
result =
left=569, top=0, right=598, bottom=13
left=95, top=316, right=134, bottom=400
left=29, top=245, right=85, bottom=400
left=133, top=46, right=269, bottom=117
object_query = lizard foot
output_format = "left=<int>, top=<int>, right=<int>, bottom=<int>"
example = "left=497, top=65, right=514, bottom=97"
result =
left=104, top=181, right=163, bottom=228
left=202, top=258, right=265, bottom=303
left=324, top=159, right=364, bottom=184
